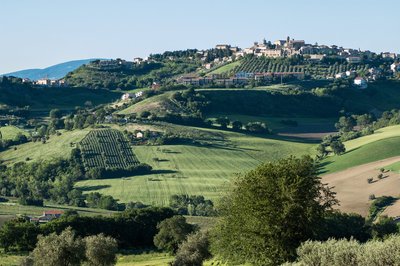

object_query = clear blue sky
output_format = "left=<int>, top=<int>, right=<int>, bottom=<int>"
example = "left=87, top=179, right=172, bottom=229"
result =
left=1, top=0, right=399, bottom=74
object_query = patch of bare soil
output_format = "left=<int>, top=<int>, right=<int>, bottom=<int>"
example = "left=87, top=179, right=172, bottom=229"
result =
left=322, top=156, right=400, bottom=216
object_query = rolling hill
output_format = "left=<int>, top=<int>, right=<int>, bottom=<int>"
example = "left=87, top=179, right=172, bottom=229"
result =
left=2, top=59, right=100, bottom=80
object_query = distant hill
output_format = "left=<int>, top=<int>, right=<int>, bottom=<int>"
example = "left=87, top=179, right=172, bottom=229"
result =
left=2, top=59, right=101, bottom=80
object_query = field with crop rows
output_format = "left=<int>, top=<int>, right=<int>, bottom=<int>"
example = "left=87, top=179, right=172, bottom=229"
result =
left=234, top=57, right=370, bottom=78
left=79, top=129, right=139, bottom=169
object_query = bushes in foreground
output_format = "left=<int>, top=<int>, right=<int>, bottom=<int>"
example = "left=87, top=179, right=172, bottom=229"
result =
left=22, top=227, right=118, bottom=266
left=285, top=235, right=400, bottom=266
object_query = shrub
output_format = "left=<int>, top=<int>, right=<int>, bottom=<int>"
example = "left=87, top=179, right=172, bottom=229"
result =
left=172, top=231, right=211, bottom=266
left=85, top=233, right=118, bottom=266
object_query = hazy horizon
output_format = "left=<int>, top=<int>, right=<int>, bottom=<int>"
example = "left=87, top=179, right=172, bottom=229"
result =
left=1, top=0, right=399, bottom=74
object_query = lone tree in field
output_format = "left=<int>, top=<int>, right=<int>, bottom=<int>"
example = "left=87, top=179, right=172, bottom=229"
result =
left=211, top=156, right=337, bottom=266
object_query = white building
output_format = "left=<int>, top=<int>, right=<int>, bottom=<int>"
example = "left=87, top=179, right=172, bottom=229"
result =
left=391, top=63, right=400, bottom=73
left=346, top=57, right=362, bottom=64
left=335, top=73, right=346, bottom=79
left=354, top=77, right=368, bottom=89
left=121, top=93, right=134, bottom=100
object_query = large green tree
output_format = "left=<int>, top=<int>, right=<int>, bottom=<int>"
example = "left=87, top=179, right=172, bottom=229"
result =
left=211, top=156, right=337, bottom=266
left=154, top=216, right=197, bottom=254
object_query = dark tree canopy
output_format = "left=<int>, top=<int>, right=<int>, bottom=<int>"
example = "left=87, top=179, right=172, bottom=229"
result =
left=211, top=156, right=337, bottom=266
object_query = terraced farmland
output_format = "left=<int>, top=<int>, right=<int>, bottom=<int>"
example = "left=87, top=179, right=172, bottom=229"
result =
left=79, top=129, right=139, bottom=170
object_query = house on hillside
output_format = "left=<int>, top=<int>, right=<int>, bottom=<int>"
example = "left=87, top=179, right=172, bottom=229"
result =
left=36, top=78, right=51, bottom=86
left=382, top=52, right=397, bottom=60
left=30, top=210, right=64, bottom=223
left=354, top=77, right=368, bottom=89
left=391, top=63, right=400, bottom=73
left=335, top=73, right=346, bottom=79
left=346, top=57, right=362, bottom=64
left=215, top=44, right=231, bottom=50
left=151, top=82, right=161, bottom=90
left=121, top=93, right=134, bottom=100
left=136, top=131, right=144, bottom=138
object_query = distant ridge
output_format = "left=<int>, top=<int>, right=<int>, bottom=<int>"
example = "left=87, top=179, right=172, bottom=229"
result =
left=1, top=59, right=102, bottom=80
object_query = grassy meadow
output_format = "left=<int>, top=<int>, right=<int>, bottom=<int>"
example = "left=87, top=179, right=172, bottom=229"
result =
left=320, top=125, right=400, bottom=174
left=76, top=128, right=314, bottom=205
left=0, top=129, right=90, bottom=165
left=0, top=126, right=29, bottom=140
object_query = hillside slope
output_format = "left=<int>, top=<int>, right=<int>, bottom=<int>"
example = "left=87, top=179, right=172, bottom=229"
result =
left=2, top=59, right=99, bottom=80
left=322, top=126, right=400, bottom=173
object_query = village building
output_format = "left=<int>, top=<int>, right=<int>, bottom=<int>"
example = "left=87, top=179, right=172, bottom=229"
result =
left=36, top=78, right=51, bottom=86
left=346, top=57, right=362, bottom=64
left=259, top=49, right=283, bottom=58
left=335, top=73, right=346, bottom=79
left=354, top=77, right=368, bottom=89
left=391, top=63, right=400, bottom=73
left=151, top=82, right=161, bottom=90
left=308, top=54, right=325, bottom=61
left=205, top=63, right=214, bottom=70
left=121, top=93, right=134, bottom=100
left=215, top=44, right=231, bottom=50
left=382, top=52, right=397, bottom=60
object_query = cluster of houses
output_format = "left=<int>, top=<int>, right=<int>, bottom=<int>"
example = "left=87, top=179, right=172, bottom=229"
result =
left=29, top=210, right=64, bottom=223
left=121, top=90, right=144, bottom=101
left=177, top=71, right=305, bottom=86
left=22, top=78, right=67, bottom=87
left=226, top=36, right=398, bottom=63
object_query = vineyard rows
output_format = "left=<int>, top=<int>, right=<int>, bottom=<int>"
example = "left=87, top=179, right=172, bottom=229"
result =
left=234, top=57, right=370, bottom=78
left=79, top=129, right=140, bottom=170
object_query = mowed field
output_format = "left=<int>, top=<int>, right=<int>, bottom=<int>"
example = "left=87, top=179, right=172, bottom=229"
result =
left=0, top=126, right=29, bottom=140
left=322, top=125, right=400, bottom=174
left=0, top=129, right=90, bottom=165
left=76, top=128, right=315, bottom=205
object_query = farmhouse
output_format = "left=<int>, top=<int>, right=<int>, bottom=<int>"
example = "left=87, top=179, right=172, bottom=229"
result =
left=136, top=131, right=144, bottom=138
left=354, top=77, right=368, bottom=89
left=151, top=82, right=161, bottom=90
left=121, top=93, right=134, bottom=100
left=30, top=210, right=64, bottom=223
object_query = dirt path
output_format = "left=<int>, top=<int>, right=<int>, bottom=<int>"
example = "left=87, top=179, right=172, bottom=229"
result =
left=322, top=156, right=400, bottom=216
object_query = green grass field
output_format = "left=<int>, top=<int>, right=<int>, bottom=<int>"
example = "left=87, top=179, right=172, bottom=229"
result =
left=0, top=129, right=90, bottom=165
left=345, top=125, right=400, bottom=151
left=322, top=136, right=400, bottom=174
left=0, top=202, right=115, bottom=217
left=321, top=125, right=400, bottom=173
left=207, top=60, right=242, bottom=75
left=0, top=126, right=29, bottom=140
left=76, top=128, right=314, bottom=205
